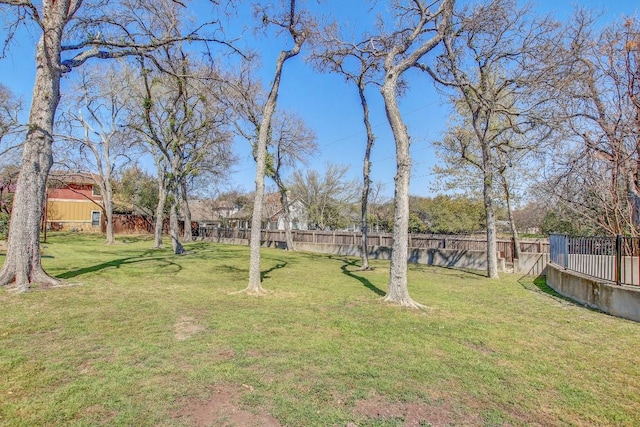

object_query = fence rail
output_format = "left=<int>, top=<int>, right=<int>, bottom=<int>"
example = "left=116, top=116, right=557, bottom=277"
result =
left=199, top=227, right=549, bottom=262
left=550, top=234, right=640, bottom=286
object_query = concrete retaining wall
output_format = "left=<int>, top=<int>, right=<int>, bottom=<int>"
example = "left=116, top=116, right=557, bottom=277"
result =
left=206, top=237, right=555, bottom=274
left=514, top=253, right=549, bottom=276
left=546, top=263, right=640, bottom=322
left=207, top=237, right=503, bottom=272
left=295, top=242, right=491, bottom=270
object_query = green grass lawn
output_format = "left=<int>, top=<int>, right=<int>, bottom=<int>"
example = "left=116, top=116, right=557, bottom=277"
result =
left=1, top=233, right=639, bottom=426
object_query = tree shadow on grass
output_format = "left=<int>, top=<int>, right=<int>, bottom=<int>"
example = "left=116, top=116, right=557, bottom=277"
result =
left=411, top=263, right=487, bottom=280
left=340, top=258, right=386, bottom=296
left=261, top=260, right=287, bottom=281
left=56, top=252, right=181, bottom=280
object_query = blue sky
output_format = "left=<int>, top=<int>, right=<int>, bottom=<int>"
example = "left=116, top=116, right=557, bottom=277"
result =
left=0, top=0, right=638, bottom=199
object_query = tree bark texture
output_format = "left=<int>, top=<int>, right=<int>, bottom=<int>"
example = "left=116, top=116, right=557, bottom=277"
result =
left=103, top=180, right=115, bottom=244
left=154, top=173, right=167, bottom=249
left=247, top=2, right=303, bottom=293
left=168, top=158, right=184, bottom=254
left=381, top=76, right=421, bottom=308
left=248, top=144, right=267, bottom=293
left=482, top=144, right=499, bottom=278
left=247, top=90, right=275, bottom=292
left=94, top=145, right=116, bottom=245
left=169, top=197, right=185, bottom=255
left=181, top=180, right=193, bottom=242
left=359, top=82, right=374, bottom=270
left=0, top=1, right=79, bottom=290
left=377, top=0, right=453, bottom=307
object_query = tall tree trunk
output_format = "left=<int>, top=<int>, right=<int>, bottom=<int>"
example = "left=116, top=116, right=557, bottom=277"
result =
left=169, top=194, right=184, bottom=255
left=181, top=179, right=193, bottom=242
left=501, top=172, right=521, bottom=261
left=276, top=178, right=295, bottom=251
left=484, top=191, right=499, bottom=278
left=154, top=174, right=167, bottom=249
left=358, top=82, right=374, bottom=270
left=103, top=179, right=115, bottom=244
left=246, top=2, right=303, bottom=294
left=381, top=76, right=423, bottom=308
left=98, top=155, right=116, bottom=244
left=482, top=144, right=499, bottom=278
left=248, top=167, right=267, bottom=292
left=506, top=200, right=521, bottom=261
left=0, top=5, right=72, bottom=290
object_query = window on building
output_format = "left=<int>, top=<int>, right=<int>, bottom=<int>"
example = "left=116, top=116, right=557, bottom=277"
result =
left=92, top=185, right=100, bottom=196
left=91, top=211, right=101, bottom=227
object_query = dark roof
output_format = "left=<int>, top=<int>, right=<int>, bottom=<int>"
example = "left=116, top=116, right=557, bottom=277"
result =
left=48, top=171, right=101, bottom=186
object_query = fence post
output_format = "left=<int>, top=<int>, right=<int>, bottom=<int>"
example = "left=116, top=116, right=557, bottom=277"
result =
left=616, top=234, right=622, bottom=286
left=563, top=234, right=569, bottom=269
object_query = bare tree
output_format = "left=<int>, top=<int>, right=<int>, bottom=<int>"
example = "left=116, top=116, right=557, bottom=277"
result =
left=359, top=0, right=454, bottom=307
left=130, top=49, right=233, bottom=254
left=496, top=147, right=533, bottom=260
left=543, top=14, right=640, bottom=236
left=246, top=0, right=310, bottom=294
left=150, top=147, right=169, bottom=249
left=224, top=69, right=316, bottom=251
left=426, top=0, right=558, bottom=278
left=0, top=0, right=228, bottom=290
left=434, top=119, right=534, bottom=262
left=56, top=64, right=138, bottom=244
left=266, top=112, right=317, bottom=250
left=289, top=163, right=360, bottom=231
left=0, top=84, right=23, bottom=157
left=311, top=28, right=380, bottom=270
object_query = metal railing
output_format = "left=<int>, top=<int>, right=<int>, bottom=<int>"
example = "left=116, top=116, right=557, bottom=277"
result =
left=550, top=234, right=640, bottom=286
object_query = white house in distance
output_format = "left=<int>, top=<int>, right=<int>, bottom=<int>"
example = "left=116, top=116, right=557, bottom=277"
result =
left=264, top=196, right=308, bottom=231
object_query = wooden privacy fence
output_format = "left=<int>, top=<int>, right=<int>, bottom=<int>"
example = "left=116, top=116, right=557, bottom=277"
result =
left=199, top=227, right=549, bottom=263
left=108, top=214, right=198, bottom=236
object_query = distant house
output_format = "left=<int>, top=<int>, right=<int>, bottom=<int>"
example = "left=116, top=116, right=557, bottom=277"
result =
left=189, top=199, right=242, bottom=228
left=189, top=193, right=308, bottom=231
left=45, top=171, right=103, bottom=232
left=263, top=194, right=308, bottom=231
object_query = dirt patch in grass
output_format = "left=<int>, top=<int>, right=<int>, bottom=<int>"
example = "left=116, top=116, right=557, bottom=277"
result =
left=174, top=383, right=282, bottom=427
left=213, top=348, right=236, bottom=361
left=352, top=394, right=483, bottom=427
left=174, top=316, right=205, bottom=341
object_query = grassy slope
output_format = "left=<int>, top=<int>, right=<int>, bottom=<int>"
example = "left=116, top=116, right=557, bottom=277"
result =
left=0, top=233, right=639, bottom=426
